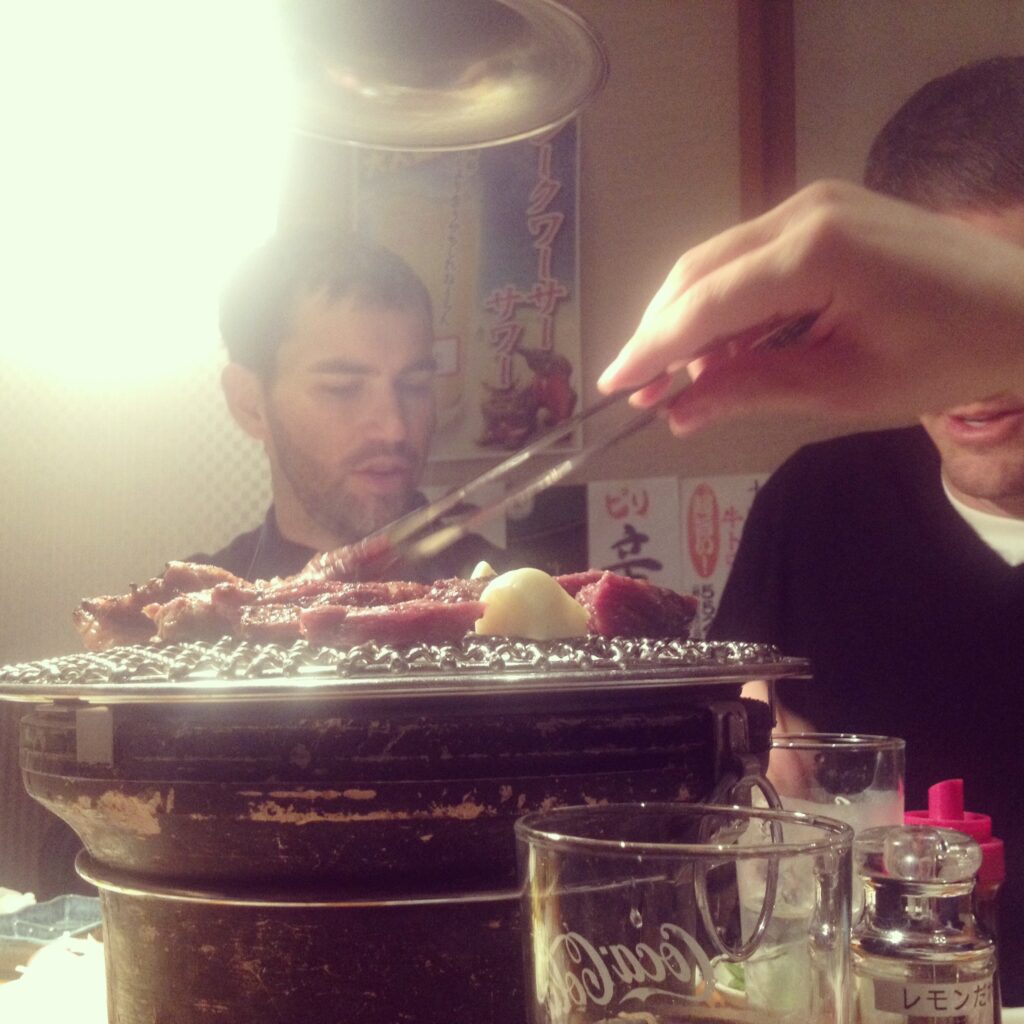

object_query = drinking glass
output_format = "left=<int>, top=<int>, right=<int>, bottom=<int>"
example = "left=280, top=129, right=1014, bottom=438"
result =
left=768, top=733, right=905, bottom=920
left=768, top=734, right=906, bottom=835
left=516, top=802, right=853, bottom=1024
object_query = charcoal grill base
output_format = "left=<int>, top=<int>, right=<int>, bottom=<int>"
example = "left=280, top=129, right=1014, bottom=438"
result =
left=81, top=854, right=524, bottom=1024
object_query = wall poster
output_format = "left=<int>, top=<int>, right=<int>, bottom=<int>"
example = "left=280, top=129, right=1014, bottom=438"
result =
left=587, top=477, right=683, bottom=589
left=353, top=122, right=582, bottom=462
left=679, top=473, right=767, bottom=639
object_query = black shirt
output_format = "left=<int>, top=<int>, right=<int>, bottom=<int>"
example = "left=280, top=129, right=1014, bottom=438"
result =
left=709, top=426, right=1024, bottom=1002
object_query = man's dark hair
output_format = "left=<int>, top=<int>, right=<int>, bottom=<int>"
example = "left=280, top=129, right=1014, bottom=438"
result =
left=864, top=55, right=1024, bottom=211
left=220, top=227, right=433, bottom=376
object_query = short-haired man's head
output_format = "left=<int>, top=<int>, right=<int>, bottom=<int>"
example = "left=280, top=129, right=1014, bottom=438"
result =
left=864, top=56, right=1024, bottom=211
left=219, top=229, right=433, bottom=377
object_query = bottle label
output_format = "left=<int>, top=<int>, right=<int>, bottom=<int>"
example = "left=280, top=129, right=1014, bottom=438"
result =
left=873, top=978, right=995, bottom=1020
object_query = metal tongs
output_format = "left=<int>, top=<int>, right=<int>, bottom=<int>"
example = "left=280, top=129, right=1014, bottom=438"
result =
left=303, top=387, right=660, bottom=581
left=303, top=313, right=818, bottom=581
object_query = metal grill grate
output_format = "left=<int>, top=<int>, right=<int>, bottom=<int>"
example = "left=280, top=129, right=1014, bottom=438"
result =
left=0, top=637, right=808, bottom=705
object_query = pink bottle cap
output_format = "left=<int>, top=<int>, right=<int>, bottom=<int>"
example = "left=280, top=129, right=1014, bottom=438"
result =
left=905, top=778, right=1005, bottom=886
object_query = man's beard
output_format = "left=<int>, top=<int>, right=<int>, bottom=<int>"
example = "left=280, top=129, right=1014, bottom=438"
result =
left=305, top=474, right=411, bottom=541
left=268, top=422, right=419, bottom=543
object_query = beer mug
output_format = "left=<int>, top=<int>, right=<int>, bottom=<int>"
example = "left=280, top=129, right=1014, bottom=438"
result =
left=516, top=802, right=853, bottom=1024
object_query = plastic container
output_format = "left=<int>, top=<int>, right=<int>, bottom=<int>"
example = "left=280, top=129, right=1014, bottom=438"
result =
left=0, top=895, right=102, bottom=978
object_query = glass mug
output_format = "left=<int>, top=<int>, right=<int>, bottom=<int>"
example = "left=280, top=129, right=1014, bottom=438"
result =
left=516, top=802, right=853, bottom=1024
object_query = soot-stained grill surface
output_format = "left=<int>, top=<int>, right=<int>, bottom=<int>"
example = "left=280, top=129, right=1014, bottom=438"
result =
left=3, top=637, right=807, bottom=886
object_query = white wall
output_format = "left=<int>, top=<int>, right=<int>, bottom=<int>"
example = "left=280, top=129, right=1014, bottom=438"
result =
left=0, top=360, right=272, bottom=663
left=795, top=0, right=1024, bottom=187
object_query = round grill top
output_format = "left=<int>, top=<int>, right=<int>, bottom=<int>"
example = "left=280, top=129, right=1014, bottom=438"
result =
left=0, top=637, right=808, bottom=705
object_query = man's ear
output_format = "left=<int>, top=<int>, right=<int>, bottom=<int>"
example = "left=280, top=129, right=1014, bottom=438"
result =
left=221, top=362, right=269, bottom=441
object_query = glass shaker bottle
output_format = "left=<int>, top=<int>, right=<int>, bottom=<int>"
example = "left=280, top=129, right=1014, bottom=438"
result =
left=905, top=779, right=1005, bottom=1022
left=852, top=825, right=996, bottom=1024
left=904, top=780, right=1005, bottom=952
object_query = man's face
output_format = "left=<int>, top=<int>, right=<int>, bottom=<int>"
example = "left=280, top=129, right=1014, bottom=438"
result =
left=262, top=290, right=436, bottom=544
left=919, top=204, right=1024, bottom=517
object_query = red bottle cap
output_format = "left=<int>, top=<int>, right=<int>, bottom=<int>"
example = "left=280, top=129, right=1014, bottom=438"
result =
left=905, top=779, right=1005, bottom=887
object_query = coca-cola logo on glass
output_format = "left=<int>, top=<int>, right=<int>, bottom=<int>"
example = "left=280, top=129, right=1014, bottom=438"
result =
left=540, top=922, right=716, bottom=1018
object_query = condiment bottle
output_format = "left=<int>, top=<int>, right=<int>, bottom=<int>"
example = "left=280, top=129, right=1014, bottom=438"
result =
left=905, top=779, right=1005, bottom=1023
left=852, top=825, right=996, bottom=1024
left=905, top=780, right=1005, bottom=946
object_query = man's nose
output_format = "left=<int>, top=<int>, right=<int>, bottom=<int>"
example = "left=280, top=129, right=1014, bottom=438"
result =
left=364, top=384, right=409, bottom=443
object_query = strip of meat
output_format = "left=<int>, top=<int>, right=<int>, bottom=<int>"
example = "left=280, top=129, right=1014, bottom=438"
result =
left=73, top=563, right=249, bottom=651
left=239, top=603, right=303, bottom=644
left=574, top=572, right=697, bottom=639
left=160, top=562, right=247, bottom=596
left=256, top=578, right=430, bottom=608
left=241, top=581, right=458, bottom=644
left=73, top=599, right=158, bottom=651
left=144, top=591, right=231, bottom=645
left=144, top=580, right=263, bottom=644
left=209, top=582, right=261, bottom=623
left=425, top=578, right=488, bottom=603
left=300, top=599, right=485, bottom=647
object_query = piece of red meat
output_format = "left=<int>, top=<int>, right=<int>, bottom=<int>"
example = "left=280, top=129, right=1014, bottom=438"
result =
left=239, top=603, right=303, bottom=643
left=300, top=599, right=484, bottom=646
left=209, top=582, right=261, bottom=624
left=425, top=577, right=488, bottom=603
left=73, top=562, right=249, bottom=651
left=555, top=570, right=604, bottom=598
left=143, top=590, right=236, bottom=644
left=73, top=598, right=159, bottom=651
left=574, top=572, right=696, bottom=639
left=256, top=577, right=430, bottom=608
left=160, top=561, right=247, bottom=596
left=139, top=579, right=261, bottom=644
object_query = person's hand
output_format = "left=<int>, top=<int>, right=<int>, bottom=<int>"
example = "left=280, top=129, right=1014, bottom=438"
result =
left=598, top=180, right=1024, bottom=434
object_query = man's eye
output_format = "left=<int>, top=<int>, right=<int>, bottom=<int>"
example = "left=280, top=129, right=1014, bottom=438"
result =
left=320, top=381, right=362, bottom=399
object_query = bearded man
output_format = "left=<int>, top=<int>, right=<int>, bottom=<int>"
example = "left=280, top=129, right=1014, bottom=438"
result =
left=192, top=229, right=502, bottom=581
